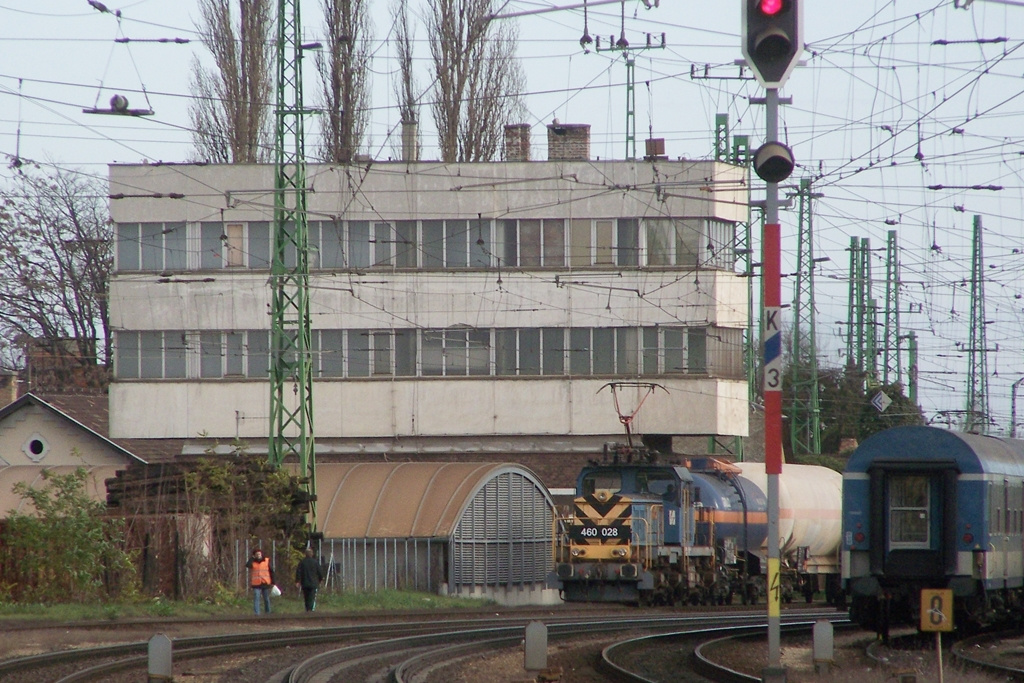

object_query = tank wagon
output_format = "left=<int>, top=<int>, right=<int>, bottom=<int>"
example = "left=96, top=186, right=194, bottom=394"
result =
left=550, top=446, right=842, bottom=606
left=843, top=425, right=1024, bottom=636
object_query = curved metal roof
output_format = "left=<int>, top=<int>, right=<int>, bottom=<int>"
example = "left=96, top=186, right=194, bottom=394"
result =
left=316, top=462, right=551, bottom=539
left=0, top=466, right=119, bottom=517
left=846, top=425, right=1024, bottom=477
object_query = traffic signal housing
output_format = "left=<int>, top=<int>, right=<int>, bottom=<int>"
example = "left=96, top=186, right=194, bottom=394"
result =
left=752, top=142, right=794, bottom=183
left=742, top=0, right=803, bottom=88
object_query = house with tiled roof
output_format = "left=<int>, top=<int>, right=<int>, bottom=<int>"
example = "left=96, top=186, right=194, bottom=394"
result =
left=0, top=392, right=149, bottom=516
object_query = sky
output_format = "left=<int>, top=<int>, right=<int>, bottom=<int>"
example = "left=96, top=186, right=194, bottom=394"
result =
left=1, top=0, right=1023, bottom=434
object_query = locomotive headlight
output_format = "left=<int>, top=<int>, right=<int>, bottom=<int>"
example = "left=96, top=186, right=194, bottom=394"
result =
left=571, top=548, right=586, bottom=557
left=612, top=548, right=627, bottom=558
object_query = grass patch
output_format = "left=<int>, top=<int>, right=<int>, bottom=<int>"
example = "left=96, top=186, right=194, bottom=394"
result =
left=0, top=589, right=494, bottom=622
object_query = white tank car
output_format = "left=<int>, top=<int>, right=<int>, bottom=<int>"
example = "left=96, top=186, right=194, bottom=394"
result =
left=735, top=462, right=842, bottom=574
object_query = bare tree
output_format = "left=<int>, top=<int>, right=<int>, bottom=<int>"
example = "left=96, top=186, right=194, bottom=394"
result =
left=317, top=0, right=372, bottom=163
left=427, top=0, right=526, bottom=163
left=0, top=164, right=111, bottom=389
left=391, top=0, right=420, bottom=160
left=189, top=0, right=273, bottom=164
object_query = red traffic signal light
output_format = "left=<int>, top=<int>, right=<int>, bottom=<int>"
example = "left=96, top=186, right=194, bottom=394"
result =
left=758, top=0, right=784, bottom=15
left=742, top=0, right=802, bottom=88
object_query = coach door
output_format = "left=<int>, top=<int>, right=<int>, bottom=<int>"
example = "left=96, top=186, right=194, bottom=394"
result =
left=870, top=465, right=957, bottom=577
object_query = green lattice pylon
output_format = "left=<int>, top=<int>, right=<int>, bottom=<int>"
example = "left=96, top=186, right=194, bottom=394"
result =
left=269, top=0, right=316, bottom=528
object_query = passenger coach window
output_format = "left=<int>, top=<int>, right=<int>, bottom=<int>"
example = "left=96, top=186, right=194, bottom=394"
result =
left=889, top=475, right=930, bottom=548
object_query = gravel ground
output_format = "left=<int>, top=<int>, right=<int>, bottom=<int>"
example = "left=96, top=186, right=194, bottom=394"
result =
left=439, top=627, right=1014, bottom=682
left=3, top=614, right=1013, bottom=683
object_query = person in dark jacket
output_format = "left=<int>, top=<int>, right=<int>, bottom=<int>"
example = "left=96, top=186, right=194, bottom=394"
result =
left=294, top=547, right=325, bottom=612
left=246, top=548, right=275, bottom=615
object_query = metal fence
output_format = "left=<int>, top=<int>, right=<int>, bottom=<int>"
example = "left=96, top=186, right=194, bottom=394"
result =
left=235, top=537, right=446, bottom=594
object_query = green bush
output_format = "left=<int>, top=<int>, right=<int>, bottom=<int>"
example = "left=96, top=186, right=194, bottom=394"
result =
left=0, top=467, right=138, bottom=603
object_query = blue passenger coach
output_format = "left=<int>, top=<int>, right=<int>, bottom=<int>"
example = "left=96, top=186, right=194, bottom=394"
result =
left=843, top=425, right=1024, bottom=634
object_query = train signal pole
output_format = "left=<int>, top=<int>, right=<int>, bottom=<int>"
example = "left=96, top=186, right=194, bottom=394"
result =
left=741, top=0, right=802, bottom=679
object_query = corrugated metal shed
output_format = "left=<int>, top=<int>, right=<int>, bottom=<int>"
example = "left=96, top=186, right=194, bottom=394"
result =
left=314, top=462, right=559, bottom=606
left=318, top=462, right=527, bottom=537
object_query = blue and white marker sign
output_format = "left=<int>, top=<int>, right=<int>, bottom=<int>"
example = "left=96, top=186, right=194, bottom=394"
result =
left=763, top=306, right=782, bottom=392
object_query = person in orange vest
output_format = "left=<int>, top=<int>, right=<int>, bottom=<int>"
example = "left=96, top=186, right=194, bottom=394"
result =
left=245, top=548, right=276, bottom=615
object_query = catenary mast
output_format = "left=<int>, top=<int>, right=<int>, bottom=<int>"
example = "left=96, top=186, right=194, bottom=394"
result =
left=269, top=0, right=317, bottom=527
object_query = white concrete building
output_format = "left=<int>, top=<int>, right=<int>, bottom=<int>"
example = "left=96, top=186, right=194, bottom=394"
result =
left=107, top=125, right=749, bottom=459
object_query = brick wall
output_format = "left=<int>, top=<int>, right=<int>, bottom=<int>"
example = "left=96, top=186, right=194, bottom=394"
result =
left=546, top=122, right=590, bottom=161
left=504, top=123, right=531, bottom=161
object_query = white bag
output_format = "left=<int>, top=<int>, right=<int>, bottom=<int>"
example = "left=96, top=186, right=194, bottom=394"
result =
left=270, top=584, right=282, bottom=597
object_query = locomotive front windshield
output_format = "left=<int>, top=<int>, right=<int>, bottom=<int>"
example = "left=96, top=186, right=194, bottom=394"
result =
left=637, top=470, right=677, bottom=496
left=580, top=468, right=678, bottom=497
left=581, top=471, right=622, bottom=495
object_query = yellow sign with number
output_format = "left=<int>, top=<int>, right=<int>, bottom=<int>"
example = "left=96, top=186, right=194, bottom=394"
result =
left=920, top=589, right=954, bottom=632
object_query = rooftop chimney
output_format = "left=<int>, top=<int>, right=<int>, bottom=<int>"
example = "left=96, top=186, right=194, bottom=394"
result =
left=546, top=120, right=590, bottom=161
left=504, top=124, right=531, bottom=161
left=401, top=119, right=419, bottom=162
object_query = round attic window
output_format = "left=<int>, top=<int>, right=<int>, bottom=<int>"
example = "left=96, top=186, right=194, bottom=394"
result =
left=23, top=434, right=49, bottom=462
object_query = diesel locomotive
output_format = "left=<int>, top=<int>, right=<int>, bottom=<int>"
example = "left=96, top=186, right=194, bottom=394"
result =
left=843, top=425, right=1024, bottom=635
left=550, top=445, right=843, bottom=606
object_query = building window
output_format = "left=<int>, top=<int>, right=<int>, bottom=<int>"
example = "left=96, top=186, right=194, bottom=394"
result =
left=248, top=222, right=272, bottom=268
left=565, top=219, right=621, bottom=267
left=200, top=222, right=223, bottom=269
left=542, top=328, right=565, bottom=375
left=373, top=331, right=392, bottom=375
left=643, top=218, right=736, bottom=269
left=497, top=328, right=560, bottom=376
left=225, top=224, right=244, bottom=267
left=116, top=215, right=732, bottom=273
left=395, top=330, right=417, bottom=376
left=198, top=222, right=259, bottom=269
left=569, top=328, right=591, bottom=375
left=317, top=330, right=344, bottom=377
left=616, top=219, right=639, bottom=266
left=116, top=331, right=186, bottom=378
left=116, top=222, right=186, bottom=272
left=348, top=329, right=371, bottom=377
left=688, top=329, right=707, bottom=374
left=500, top=219, right=567, bottom=267
left=470, top=219, right=492, bottom=268
left=247, top=330, right=269, bottom=377
left=198, top=331, right=260, bottom=377
left=348, top=220, right=370, bottom=268
left=200, top=332, right=222, bottom=378
left=419, top=219, right=492, bottom=269
left=395, top=220, right=417, bottom=268
left=446, top=220, right=468, bottom=268
left=115, top=326, right=741, bottom=380
left=317, top=220, right=345, bottom=269
left=642, top=327, right=687, bottom=374
left=421, top=330, right=442, bottom=375
left=705, top=218, right=734, bottom=269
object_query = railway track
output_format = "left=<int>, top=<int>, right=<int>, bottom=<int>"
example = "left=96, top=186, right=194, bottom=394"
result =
left=0, top=608, right=841, bottom=683
left=280, top=609, right=847, bottom=683
left=604, top=615, right=850, bottom=683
